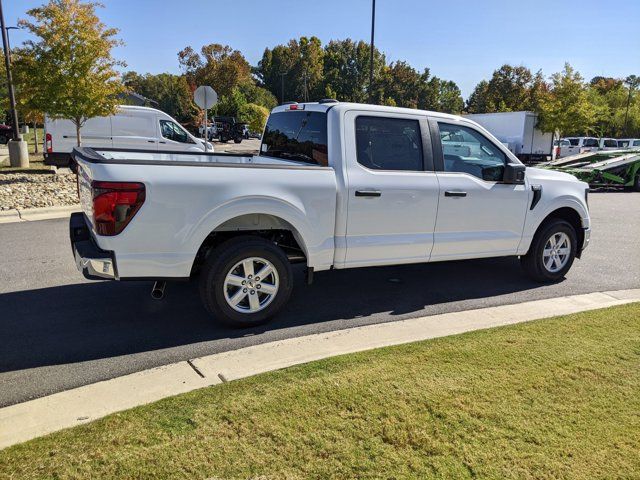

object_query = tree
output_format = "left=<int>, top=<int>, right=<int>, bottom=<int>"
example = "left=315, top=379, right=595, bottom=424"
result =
left=256, top=36, right=325, bottom=103
left=238, top=103, right=269, bottom=133
left=437, top=80, right=464, bottom=114
left=466, top=80, right=492, bottom=113
left=537, top=64, right=594, bottom=139
left=322, top=39, right=386, bottom=103
left=16, top=0, right=125, bottom=146
left=178, top=44, right=252, bottom=98
left=122, top=71, right=198, bottom=124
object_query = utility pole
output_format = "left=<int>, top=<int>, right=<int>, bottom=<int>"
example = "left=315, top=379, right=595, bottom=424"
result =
left=0, top=0, right=28, bottom=167
left=623, top=75, right=639, bottom=137
left=368, top=0, right=376, bottom=104
left=303, top=70, right=308, bottom=103
left=280, top=72, right=286, bottom=105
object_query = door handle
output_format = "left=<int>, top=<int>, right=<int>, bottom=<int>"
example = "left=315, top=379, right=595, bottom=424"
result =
left=444, top=191, right=467, bottom=197
left=147, top=140, right=156, bottom=143
left=355, top=190, right=382, bottom=197
left=158, top=141, right=166, bottom=144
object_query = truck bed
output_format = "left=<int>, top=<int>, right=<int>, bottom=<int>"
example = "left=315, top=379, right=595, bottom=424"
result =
left=71, top=147, right=338, bottom=279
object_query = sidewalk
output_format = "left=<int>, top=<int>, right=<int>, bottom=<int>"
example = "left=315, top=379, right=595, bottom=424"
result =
left=0, top=204, right=80, bottom=224
left=1, top=288, right=638, bottom=450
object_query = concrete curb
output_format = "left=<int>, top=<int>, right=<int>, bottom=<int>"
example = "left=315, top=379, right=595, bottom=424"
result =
left=1, top=288, right=639, bottom=450
left=0, top=204, right=80, bottom=224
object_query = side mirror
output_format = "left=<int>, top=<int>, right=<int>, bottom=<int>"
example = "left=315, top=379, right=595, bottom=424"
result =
left=503, top=163, right=526, bottom=184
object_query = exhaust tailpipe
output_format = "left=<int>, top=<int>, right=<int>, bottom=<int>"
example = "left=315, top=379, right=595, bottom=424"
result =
left=151, top=281, right=166, bottom=300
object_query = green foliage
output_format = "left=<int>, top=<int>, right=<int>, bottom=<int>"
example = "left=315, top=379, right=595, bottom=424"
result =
left=537, top=64, right=595, bottom=137
left=238, top=103, right=269, bottom=133
left=256, top=36, right=463, bottom=113
left=122, top=71, right=198, bottom=125
left=178, top=44, right=252, bottom=98
left=15, top=0, right=125, bottom=146
left=466, top=64, right=538, bottom=112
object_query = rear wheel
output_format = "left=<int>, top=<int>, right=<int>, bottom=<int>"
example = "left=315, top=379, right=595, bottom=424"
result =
left=199, top=236, right=293, bottom=327
left=521, top=219, right=577, bottom=282
left=633, top=173, right=640, bottom=192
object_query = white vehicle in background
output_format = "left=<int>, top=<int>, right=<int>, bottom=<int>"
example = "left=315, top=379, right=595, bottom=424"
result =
left=44, top=105, right=211, bottom=167
left=617, top=138, right=640, bottom=149
left=198, top=122, right=218, bottom=140
left=599, top=138, right=619, bottom=150
left=557, top=137, right=600, bottom=158
left=464, top=111, right=554, bottom=163
left=554, top=139, right=573, bottom=158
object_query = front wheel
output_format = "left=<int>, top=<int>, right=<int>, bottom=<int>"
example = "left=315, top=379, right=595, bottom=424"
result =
left=199, top=236, right=293, bottom=327
left=521, top=219, right=577, bottom=283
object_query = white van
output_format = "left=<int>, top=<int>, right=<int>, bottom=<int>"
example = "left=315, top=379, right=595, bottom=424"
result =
left=44, top=105, right=211, bottom=166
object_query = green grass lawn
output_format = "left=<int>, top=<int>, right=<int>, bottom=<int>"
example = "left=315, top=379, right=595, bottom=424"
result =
left=1, top=303, right=639, bottom=479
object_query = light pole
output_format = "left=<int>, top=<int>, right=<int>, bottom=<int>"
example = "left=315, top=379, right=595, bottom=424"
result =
left=623, top=75, right=639, bottom=137
left=279, top=71, right=287, bottom=105
left=368, top=0, right=376, bottom=104
left=0, top=0, right=28, bottom=167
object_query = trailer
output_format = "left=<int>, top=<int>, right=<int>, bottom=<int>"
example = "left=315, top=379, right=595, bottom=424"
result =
left=541, top=150, right=640, bottom=190
left=464, top=111, right=554, bottom=163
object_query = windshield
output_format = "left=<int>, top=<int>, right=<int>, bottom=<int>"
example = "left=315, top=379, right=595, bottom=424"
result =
left=260, top=111, right=328, bottom=166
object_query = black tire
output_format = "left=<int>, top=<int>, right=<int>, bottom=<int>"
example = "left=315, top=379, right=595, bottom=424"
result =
left=633, top=173, right=640, bottom=192
left=233, top=137, right=242, bottom=144
left=0, top=134, right=8, bottom=145
left=521, top=219, right=578, bottom=283
left=199, top=236, right=293, bottom=328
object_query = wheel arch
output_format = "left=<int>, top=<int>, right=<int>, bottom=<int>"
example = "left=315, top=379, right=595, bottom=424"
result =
left=530, top=207, right=585, bottom=258
left=190, top=212, right=310, bottom=277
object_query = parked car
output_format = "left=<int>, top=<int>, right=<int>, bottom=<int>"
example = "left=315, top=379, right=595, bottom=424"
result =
left=618, top=138, right=640, bottom=149
left=464, top=111, right=554, bottom=163
left=198, top=123, right=217, bottom=140
left=44, top=105, right=212, bottom=167
left=70, top=101, right=591, bottom=327
left=599, top=138, right=619, bottom=150
left=554, top=138, right=573, bottom=158
left=556, top=137, right=600, bottom=158
left=0, top=124, right=14, bottom=144
left=214, top=116, right=245, bottom=143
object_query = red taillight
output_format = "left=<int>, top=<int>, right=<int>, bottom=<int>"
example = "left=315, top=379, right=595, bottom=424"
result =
left=45, top=133, right=52, bottom=153
left=91, top=181, right=145, bottom=236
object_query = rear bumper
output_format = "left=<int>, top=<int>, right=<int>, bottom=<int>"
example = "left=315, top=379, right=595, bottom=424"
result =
left=44, top=152, right=72, bottom=167
left=70, top=212, right=117, bottom=280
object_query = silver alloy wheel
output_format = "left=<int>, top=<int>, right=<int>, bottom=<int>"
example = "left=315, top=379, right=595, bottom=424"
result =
left=542, top=232, right=571, bottom=273
left=223, top=257, right=279, bottom=314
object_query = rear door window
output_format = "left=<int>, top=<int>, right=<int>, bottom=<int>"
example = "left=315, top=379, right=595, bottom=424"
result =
left=260, top=111, right=328, bottom=166
left=355, top=116, right=423, bottom=171
left=603, top=139, right=617, bottom=148
left=583, top=138, right=599, bottom=147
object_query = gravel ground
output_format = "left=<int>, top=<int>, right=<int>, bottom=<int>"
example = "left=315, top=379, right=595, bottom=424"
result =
left=0, top=172, right=78, bottom=211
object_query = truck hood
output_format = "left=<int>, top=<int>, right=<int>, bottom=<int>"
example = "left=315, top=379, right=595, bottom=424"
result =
left=526, top=166, right=582, bottom=184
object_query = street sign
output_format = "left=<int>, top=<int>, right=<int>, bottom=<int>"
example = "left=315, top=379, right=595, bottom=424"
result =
left=194, top=86, right=218, bottom=109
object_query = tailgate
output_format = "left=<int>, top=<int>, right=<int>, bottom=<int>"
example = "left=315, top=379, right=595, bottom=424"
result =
left=75, top=159, right=95, bottom=228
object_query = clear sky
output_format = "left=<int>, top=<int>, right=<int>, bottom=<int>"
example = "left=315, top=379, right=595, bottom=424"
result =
left=4, top=0, right=640, bottom=98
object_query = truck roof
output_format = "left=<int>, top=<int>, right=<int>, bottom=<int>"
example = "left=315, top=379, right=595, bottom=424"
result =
left=270, top=101, right=469, bottom=123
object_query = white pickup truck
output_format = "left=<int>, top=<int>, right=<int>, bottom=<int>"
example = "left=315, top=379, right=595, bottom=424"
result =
left=70, top=101, right=591, bottom=327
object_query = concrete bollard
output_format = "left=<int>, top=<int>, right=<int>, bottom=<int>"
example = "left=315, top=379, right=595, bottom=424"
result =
left=8, top=139, right=29, bottom=168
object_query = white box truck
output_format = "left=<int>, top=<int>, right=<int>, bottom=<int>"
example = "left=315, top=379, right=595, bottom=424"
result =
left=464, top=111, right=554, bottom=163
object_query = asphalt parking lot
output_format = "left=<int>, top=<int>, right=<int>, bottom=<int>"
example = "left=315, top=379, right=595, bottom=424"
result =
left=0, top=192, right=638, bottom=407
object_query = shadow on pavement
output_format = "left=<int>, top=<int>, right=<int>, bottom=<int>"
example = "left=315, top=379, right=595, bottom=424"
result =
left=0, top=256, right=543, bottom=373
